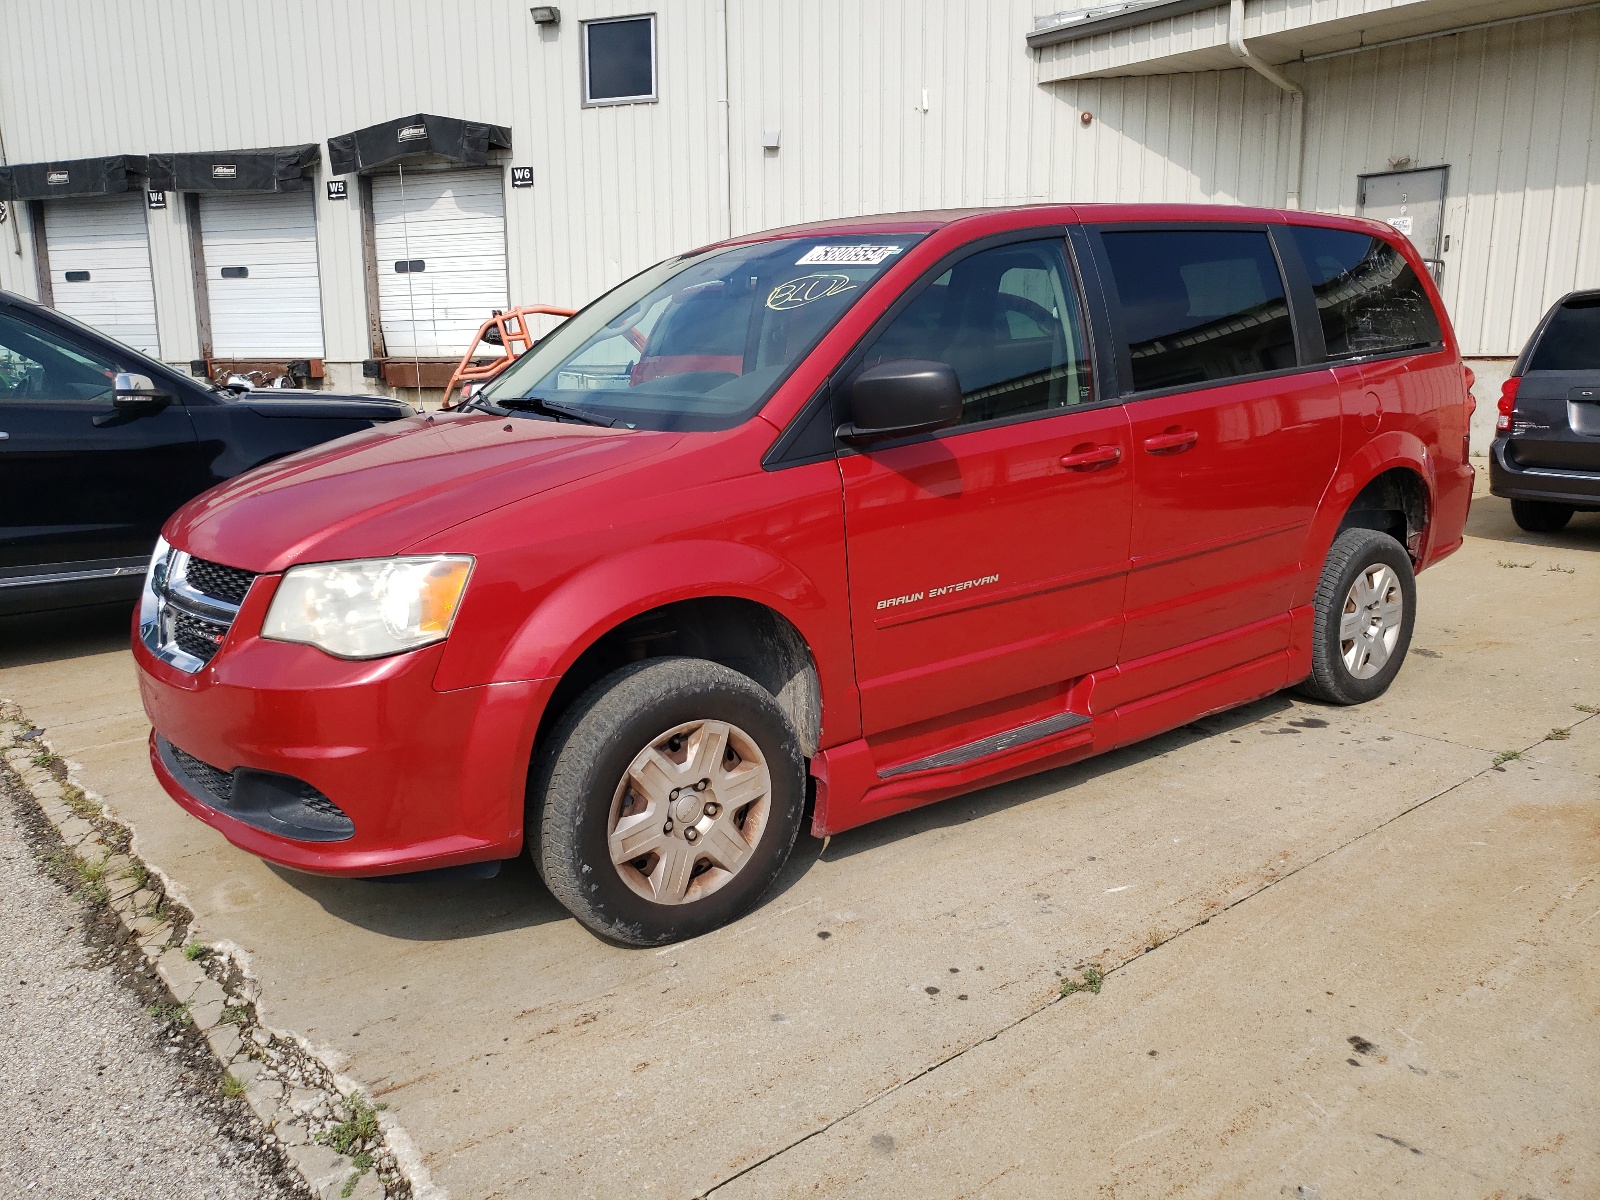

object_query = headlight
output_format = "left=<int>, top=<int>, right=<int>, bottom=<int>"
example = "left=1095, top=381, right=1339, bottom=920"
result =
left=262, top=556, right=474, bottom=659
left=139, top=536, right=172, bottom=631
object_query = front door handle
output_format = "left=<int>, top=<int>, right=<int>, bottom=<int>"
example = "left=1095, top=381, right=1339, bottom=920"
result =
left=0, top=431, right=8, bottom=440
left=1142, top=428, right=1199, bottom=455
left=1059, top=444, right=1122, bottom=471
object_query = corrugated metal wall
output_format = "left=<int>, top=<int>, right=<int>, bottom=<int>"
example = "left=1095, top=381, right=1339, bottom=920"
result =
left=1293, top=9, right=1600, bottom=355
left=0, top=0, right=1594, bottom=365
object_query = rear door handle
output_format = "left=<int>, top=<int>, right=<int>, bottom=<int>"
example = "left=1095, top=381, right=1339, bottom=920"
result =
left=1142, top=429, right=1199, bottom=454
left=1059, top=444, right=1122, bottom=471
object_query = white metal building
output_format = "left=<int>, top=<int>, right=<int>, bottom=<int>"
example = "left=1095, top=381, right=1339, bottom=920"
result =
left=0, top=0, right=1596, bottom=399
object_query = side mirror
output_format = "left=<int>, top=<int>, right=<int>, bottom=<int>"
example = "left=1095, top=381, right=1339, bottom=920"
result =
left=838, top=359, right=963, bottom=444
left=113, top=372, right=170, bottom=412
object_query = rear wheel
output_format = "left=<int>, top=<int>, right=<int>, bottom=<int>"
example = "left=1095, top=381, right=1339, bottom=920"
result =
left=532, top=657, right=806, bottom=946
left=1296, top=528, right=1416, bottom=706
left=1510, top=498, right=1574, bottom=533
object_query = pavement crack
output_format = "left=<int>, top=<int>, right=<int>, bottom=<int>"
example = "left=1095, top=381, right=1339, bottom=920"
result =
left=701, top=728, right=1531, bottom=1198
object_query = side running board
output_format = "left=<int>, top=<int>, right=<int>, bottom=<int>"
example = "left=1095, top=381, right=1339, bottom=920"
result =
left=877, top=711, right=1092, bottom=780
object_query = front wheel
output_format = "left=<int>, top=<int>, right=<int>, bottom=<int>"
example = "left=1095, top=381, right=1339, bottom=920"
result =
left=1510, top=498, right=1574, bottom=533
left=1296, top=528, right=1417, bottom=706
left=532, top=657, right=806, bottom=946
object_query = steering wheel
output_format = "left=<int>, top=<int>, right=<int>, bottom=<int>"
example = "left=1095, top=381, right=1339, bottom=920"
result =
left=997, top=294, right=1058, bottom=337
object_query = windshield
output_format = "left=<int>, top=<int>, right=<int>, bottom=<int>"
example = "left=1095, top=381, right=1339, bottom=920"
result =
left=475, top=233, right=923, bottom=430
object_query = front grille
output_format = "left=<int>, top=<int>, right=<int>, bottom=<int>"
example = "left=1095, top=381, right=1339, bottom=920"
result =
left=169, top=744, right=234, bottom=802
left=172, top=609, right=230, bottom=663
left=184, top=557, right=257, bottom=606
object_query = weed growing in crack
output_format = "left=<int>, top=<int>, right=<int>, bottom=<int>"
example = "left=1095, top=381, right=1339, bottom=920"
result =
left=148, top=1000, right=193, bottom=1027
left=1576, top=703, right=1599, bottom=715
left=30, top=749, right=54, bottom=768
left=1492, top=749, right=1523, bottom=767
left=121, top=860, right=151, bottom=890
left=1547, top=564, right=1575, bottom=574
left=182, top=941, right=213, bottom=962
left=316, top=1092, right=388, bottom=1197
left=61, top=785, right=100, bottom=821
left=219, top=1072, right=247, bottom=1101
left=1495, top=560, right=1535, bottom=569
left=1059, top=966, right=1104, bottom=998
left=221, top=1003, right=252, bottom=1026
left=1547, top=727, right=1572, bottom=742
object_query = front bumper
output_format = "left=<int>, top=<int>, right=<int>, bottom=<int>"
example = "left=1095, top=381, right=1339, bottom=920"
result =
left=1489, top=437, right=1600, bottom=508
left=135, top=599, right=553, bottom=877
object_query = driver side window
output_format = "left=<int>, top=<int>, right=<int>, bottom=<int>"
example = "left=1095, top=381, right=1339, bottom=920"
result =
left=0, top=309, right=118, bottom=403
left=861, top=238, right=1093, bottom=426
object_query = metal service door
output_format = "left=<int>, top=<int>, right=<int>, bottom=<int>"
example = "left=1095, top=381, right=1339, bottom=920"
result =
left=1359, top=166, right=1447, bottom=283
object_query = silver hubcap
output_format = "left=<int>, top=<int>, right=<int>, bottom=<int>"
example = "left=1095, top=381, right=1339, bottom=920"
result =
left=1339, top=563, right=1404, bottom=679
left=607, top=719, right=772, bottom=906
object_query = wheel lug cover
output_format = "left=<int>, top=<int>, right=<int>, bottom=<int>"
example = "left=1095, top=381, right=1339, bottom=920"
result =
left=685, top=828, right=698, bottom=843
left=696, top=779, right=709, bottom=791
left=670, top=788, right=680, bottom=801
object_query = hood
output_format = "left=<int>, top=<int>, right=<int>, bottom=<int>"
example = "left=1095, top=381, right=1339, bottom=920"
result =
left=166, top=411, right=683, bottom=573
left=225, top=389, right=413, bottom=422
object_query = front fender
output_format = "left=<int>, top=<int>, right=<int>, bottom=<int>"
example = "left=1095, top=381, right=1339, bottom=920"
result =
left=438, top=539, right=859, bottom=741
left=1299, top=431, right=1435, bottom=599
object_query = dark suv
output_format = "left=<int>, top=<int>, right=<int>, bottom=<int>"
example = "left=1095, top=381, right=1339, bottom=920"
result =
left=0, top=289, right=411, bottom=616
left=1490, top=289, right=1600, bottom=531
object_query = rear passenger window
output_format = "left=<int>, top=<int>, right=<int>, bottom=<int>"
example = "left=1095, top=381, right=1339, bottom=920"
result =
left=1099, top=229, right=1298, bottom=393
left=1288, top=226, right=1442, bottom=359
left=1527, top=296, right=1600, bottom=371
left=860, top=239, right=1093, bottom=426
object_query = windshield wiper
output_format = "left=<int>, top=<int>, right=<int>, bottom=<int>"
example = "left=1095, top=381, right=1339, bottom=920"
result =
left=486, top=395, right=615, bottom=426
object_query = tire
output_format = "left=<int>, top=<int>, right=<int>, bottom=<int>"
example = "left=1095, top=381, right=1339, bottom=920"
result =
left=532, top=657, right=806, bottom=946
left=1295, top=528, right=1417, bottom=706
left=1510, top=498, right=1574, bottom=533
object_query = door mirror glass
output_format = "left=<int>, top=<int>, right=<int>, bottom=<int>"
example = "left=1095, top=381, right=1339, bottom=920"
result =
left=113, top=371, right=169, bottom=410
left=840, top=359, right=962, bottom=443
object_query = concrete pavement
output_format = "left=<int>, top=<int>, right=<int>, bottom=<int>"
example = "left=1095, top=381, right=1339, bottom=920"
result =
left=2, top=493, right=1596, bottom=1199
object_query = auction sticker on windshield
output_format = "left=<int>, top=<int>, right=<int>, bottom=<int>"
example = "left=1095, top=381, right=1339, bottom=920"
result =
left=796, top=244, right=904, bottom=266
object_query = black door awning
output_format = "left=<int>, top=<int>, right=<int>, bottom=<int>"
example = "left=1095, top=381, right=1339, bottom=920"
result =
left=147, top=144, right=320, bottom=194
left=326, top=114, right=511, bottom=175
left=0, top=155, right=148, bottom=201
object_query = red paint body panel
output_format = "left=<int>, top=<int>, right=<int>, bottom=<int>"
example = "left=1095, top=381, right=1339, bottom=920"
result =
left=134, top=203, right=1473, bottom=874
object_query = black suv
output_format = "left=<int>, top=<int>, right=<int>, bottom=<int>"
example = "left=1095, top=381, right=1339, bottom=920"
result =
left=0, top=289, right=411, bottom=616
left=1490, top=288, right=1600, bottom=532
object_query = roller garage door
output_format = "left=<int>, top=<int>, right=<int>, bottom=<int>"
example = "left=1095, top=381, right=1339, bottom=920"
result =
left=44, top=195, right=160, bottom=354
left=200, top=191, right=325, bottom=357
left=372, top=168, right=508, bottom=357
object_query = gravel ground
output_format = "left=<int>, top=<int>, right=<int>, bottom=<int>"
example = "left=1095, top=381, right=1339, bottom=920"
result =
left=0, top=769, right=309, bottom=1200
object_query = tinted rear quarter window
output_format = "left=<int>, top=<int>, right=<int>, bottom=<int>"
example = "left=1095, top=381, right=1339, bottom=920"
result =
left=1098, top=229, right=1297, bottom=393
left=1527, top=296, right=1600, bottom=371
left=1288, top=226, right=1442, bottom=359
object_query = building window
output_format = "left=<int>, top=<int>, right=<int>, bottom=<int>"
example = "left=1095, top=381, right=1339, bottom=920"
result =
left=583, top=15, right=657, bottom=106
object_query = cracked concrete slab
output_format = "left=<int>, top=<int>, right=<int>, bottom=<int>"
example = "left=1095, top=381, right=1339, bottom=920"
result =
left=2, top=493, right=1596, bottom=1198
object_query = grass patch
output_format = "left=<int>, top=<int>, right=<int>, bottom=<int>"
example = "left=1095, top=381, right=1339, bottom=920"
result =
left=1495, top=560, right=1535, bottom=569
left=1059, top=965, right=1105, bottom=998
left=121, top=860, right=151, bottom=890
left=182, top=940, right=213, bottom=962
left=1145, top=927, right=1169, bottom=951
left=1492, top=749, right=1523, bottom=767
left=219, top=1072, right=247, bottom=1101
left=1547, top=727, right=1572, bottom=742
left=1547, top=564, right=1575, bottom=575
left=1576, top=703, right=1599, bottom=715
left=30, top=749, right=55, bottom=768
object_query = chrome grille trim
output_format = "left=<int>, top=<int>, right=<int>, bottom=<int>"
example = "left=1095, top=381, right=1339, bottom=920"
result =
left=139, top=546, right=259, bottom=674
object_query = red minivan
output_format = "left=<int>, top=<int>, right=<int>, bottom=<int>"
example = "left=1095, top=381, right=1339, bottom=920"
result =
left=133, top=205, right=1472, bottom=945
